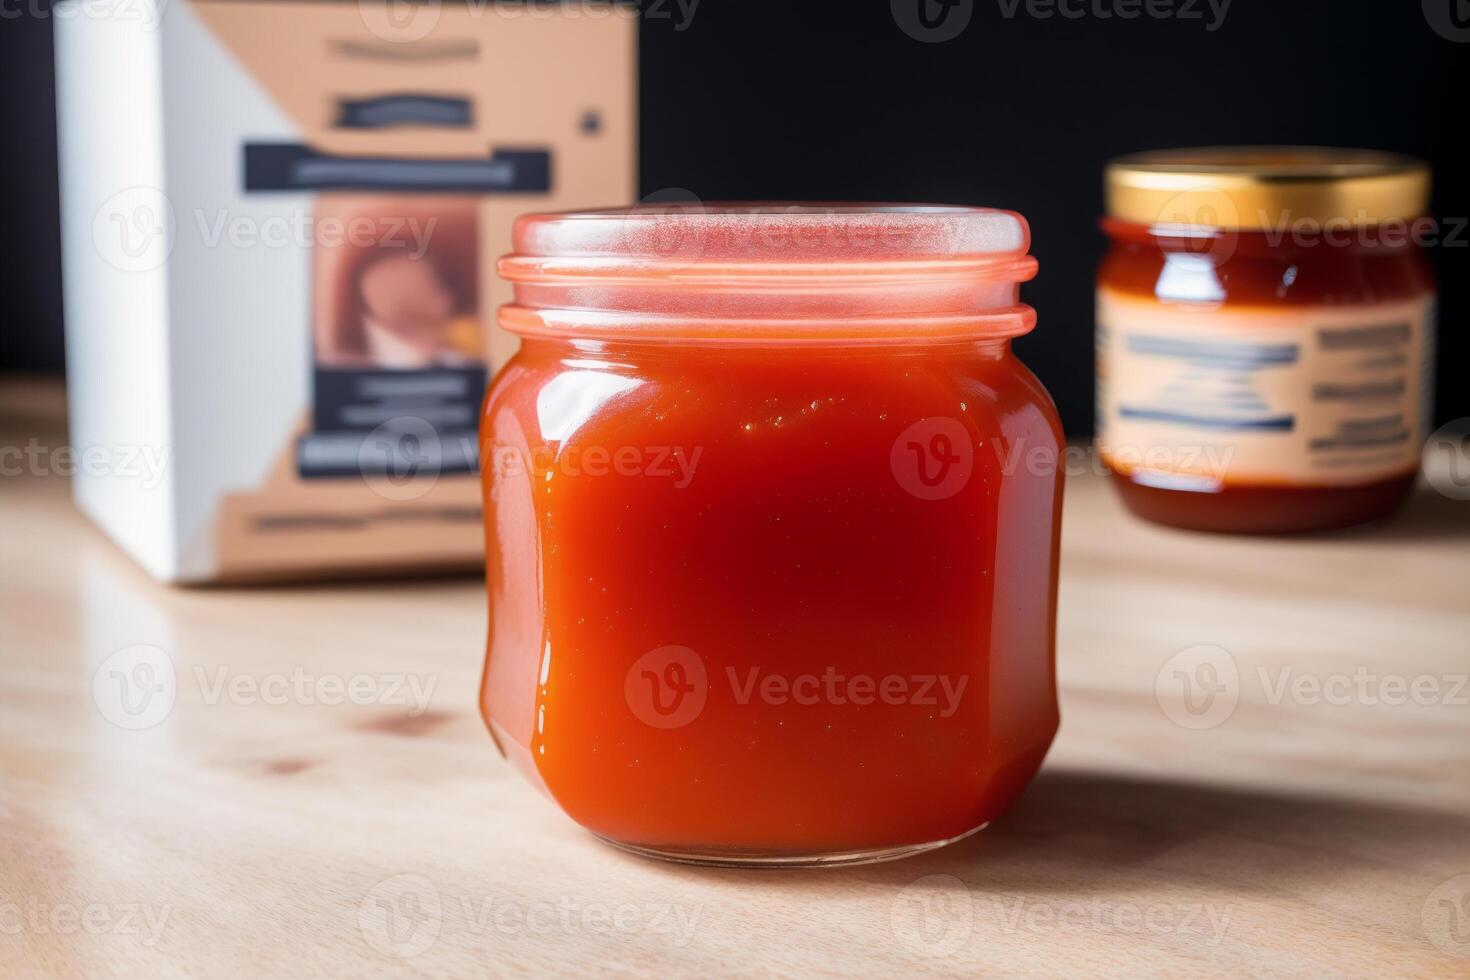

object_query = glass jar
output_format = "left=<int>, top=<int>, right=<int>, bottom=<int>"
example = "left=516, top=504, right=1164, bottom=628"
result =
left=1097, top=148, right=1436, bottom=533
left=479, top=205, right=1063, bottom=867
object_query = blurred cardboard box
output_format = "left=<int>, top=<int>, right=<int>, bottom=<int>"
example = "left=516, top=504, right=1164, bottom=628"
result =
left=54, top=0, right=636, bottom=582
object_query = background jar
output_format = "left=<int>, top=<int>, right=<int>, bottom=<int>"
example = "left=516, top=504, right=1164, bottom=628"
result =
left=1097, top=148, right=1436, bottom=533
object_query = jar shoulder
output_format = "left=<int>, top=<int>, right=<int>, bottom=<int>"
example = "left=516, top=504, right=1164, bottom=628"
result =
left=482, top=344, right=1061, bottom=452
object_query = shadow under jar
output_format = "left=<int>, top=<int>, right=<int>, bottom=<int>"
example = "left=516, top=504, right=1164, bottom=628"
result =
left=479, top=205, right=1063, bottom=867
left=1098, top=147, right=1437, bottom=534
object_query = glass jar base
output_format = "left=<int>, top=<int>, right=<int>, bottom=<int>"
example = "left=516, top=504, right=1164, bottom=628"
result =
left=593, top=823, right=988, bottom=869
left=1109, top=470, right=1417, bottom=534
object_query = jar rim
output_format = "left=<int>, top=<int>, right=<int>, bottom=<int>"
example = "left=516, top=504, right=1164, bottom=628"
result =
left=497, top=203, right=1039, bottom=345
left=503, top=203, right=1033, bottom=274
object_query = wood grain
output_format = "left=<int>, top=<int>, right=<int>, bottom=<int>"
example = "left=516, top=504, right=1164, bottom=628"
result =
left=2, top=376, right=1467, bottom=978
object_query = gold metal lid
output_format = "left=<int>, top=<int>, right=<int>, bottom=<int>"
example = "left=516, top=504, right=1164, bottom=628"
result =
left=1105, top=147, right=1431, bottom=230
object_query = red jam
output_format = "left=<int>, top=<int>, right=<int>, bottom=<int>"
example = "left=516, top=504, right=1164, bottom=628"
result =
left=480, top=206, right=1063, bottom=866
left=1098, top=148, right=1436, bottom=533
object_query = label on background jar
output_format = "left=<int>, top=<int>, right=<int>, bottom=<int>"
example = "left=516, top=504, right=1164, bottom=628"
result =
left=1096, top=290, right=1436, bottom=487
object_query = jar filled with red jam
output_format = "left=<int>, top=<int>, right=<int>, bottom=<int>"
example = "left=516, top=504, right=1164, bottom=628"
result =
left=480, top=205, right=1063, bottom=867
left=1098, top=148, right=1436, bottom=533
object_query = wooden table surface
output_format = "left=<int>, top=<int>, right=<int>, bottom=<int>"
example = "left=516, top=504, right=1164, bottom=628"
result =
left=3, top=376, right=1468, bottom=978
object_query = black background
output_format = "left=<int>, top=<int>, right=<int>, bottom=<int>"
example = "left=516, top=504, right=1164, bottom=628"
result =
left=2, top=0, right=1465, bottom=434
